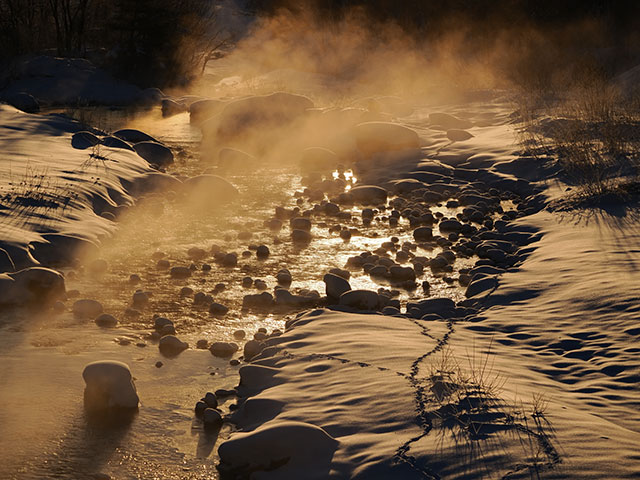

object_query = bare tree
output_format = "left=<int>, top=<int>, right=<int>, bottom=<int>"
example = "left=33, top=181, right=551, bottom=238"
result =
left=173, top=0, right=234, bottom=76
left=48, top=0, right=92, bottom=55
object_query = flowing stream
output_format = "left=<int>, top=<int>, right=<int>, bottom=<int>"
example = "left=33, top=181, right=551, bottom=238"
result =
left=0, top=105, right=476, bottom=479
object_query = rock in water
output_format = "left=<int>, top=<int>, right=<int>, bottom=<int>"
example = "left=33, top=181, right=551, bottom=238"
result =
left=210, top=342, right=239, bottom=358
left=189, top=99, right=225, bottom=125
left=290, top=217, right=312, bottom=232
left=406, top=297, right=456, bottom=318
left=73, top=299, right=104, bottom=318
left=82, top=360, right=139, bottom=410
left=413, top=227, right=433, bottom=242
left=349, top=185, right=388, bottom=205
left=291, top=229, right=312, bottom=244
left=0, top=267, right=65, bottom=307
left=217, top=148, right=257, bottom=171
left=181, top=175, right=239, bottom=205
left=209, top=302, right=229, bottom=317
left=204, top=92, right=313, bottom=142
left=170, top=266, right=191, bottom=279
left=339, top=289, right=380, bottom=311
left=299, top=147, right=339, bottom=173
left=353, top=122, right=420, bottom=157
left=133, top=141, right=174, bottom=168
left=95, top=313, right=118, bottom=328
left=203, top=408, right=222, bottom=428
left=159, top=335, right=188, bottom=356
left=323, top=273, right=351, bottom=300
left=439, top=219, right=462, bottom=233
left=161, top=98, right=187, bottom=117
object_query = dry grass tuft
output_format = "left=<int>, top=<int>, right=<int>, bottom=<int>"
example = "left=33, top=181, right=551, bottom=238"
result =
left=425, top=343, right=560, bottom=478
left=516, top=72, right=640, bottom=202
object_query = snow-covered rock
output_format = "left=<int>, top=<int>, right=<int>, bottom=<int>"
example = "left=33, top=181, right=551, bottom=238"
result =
left=218, top=421, right=338, bottom=479
left=217, top=147, right=257, bottom=171
left=71, top=131, right=100, bottom=149
left=189, top=98, right=225, bottom=125
left=339, top=289, right=380, bottom=311
left=82, top=360, right=139, bottom=410
left=0, top=248, right=16, bottom=273
left=181, top=174, right=239, bottom=204
left=349, top=185, right=388, bottom=205
left=161, top=98, right=187, bottom=118
left=4, top=92, right=40, bottom=113
left=299, top=147, right=339, bottom=173
left=323, top=273, right=351, bottom=300
left=200, top=92, right=313, bottom=153
left=133, top=141, right=174, bottom=168
left=352, top=122, right=420, bottom=157
left=113, top=129, right=158, bottom=144
left=0, top=267, right=66, bottom=307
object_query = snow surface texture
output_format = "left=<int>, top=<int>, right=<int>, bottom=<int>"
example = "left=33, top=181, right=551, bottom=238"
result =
left=218, top=103, right=640, bottom=479
left=0, top=105, right=157, bottom=271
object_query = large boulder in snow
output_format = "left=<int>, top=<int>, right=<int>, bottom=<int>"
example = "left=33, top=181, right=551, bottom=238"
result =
left=0, top=267, right=66, bottom=307
left=406, top=297, right=456, bottom=318
left=82, top=360, right=139, bottom=411
left=71, top=131, right=100, bottom=149
left=352, top=122, right=420, bottom=157
left=218, top=421, right=338, bottom=479
left=101, top=135, right=133, bottom=150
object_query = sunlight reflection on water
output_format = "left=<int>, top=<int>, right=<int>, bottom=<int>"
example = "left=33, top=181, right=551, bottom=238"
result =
left=1, top=105, right=475, bottom=479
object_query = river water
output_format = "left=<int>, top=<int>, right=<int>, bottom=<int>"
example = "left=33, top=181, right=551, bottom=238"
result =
left=0, top=105, right=473, bottom=479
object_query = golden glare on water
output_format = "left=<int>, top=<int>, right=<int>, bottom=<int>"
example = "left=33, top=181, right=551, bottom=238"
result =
left=333, top=169, right=357, bottom=191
